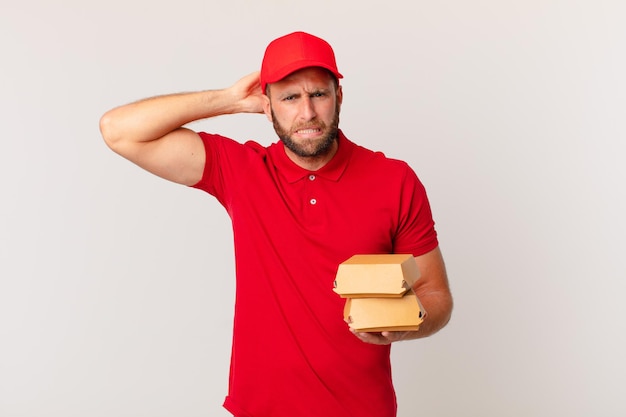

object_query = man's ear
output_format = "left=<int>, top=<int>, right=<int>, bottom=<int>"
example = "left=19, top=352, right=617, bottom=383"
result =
left=336, top=84, right=343, bottom=108
left=262, top=95, right=272, bottom=122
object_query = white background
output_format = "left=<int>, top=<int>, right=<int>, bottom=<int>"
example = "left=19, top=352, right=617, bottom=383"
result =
left=1, top=1, right=625, bottom=416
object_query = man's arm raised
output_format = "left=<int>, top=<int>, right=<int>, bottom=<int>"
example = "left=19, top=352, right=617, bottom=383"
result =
left=99, top=72, right=264, bottom=185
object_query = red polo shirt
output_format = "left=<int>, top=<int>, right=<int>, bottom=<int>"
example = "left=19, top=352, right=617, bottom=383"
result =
left=192, top=131, right=438, bottom=417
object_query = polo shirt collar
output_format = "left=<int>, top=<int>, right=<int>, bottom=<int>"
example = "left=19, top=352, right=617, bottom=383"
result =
left=269, top=130, right=353, bottom=183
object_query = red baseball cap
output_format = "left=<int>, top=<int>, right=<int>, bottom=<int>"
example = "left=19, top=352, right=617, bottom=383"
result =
left=260, top=31, right=343, bottom=94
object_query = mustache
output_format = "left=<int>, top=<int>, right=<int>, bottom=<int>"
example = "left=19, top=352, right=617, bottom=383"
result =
left=291, top=120, right=326, bottom=132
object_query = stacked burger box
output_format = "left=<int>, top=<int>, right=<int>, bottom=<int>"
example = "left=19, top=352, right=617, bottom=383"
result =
left=333, top=254, right=426, bottom=332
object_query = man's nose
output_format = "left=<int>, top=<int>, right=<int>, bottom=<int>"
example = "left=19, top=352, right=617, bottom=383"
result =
left=299, top=97, right=317, bottom=120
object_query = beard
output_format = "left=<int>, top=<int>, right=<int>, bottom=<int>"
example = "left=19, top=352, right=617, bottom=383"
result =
left=271, top=106, right=340, bottom=158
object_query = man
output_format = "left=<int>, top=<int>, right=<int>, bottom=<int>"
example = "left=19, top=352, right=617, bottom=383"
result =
left=100, top=31, right=453, bottom=417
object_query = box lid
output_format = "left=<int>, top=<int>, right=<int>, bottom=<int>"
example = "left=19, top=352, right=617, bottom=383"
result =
left=344, top=292, right=425, bottom=332
left=333, top=254, right=421, bottom=298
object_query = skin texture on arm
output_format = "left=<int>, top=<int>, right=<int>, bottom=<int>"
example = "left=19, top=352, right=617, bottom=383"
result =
left=352, top=247, right=453, bottom=345
left=99, top=72, right=265, bottom=185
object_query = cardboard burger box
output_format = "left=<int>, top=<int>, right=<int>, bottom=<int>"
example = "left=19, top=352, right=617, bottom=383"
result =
left=343, top=294, right=425, bottom=332
left=333, top=254, right=421, bottom=298
left=334, top=254, right=426, bottom=332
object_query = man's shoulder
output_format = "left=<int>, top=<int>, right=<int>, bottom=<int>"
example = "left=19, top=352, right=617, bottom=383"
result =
left=197, top=132, right=270, bottom=157
left=347, top=138, right=411, bottom=172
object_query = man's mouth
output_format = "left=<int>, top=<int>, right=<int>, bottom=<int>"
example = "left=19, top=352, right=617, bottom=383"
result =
left=294, top=125, right=324, bottom=136
left=296, top=128, right=320, bottom=134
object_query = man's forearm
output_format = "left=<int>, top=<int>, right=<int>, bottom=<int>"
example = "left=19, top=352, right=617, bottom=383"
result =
left=99, top=89, right=236, bottom=148
left=403, top=289, right=453, bottom=340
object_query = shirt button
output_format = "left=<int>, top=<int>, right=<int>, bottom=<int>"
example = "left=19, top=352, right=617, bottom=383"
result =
left=310, top=198, right=317, bottom=205
left=309, top=174, right=316, bottom=181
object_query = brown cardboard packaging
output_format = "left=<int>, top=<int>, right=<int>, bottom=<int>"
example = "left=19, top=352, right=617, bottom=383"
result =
left=344, top=292, right=425, bottom=332
left=334, top=254, right=426, bottom=332
left=333, top=254, right=421, bottom=298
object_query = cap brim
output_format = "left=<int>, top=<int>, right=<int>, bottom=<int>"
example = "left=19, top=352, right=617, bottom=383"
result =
left=264, top=60, right=343, bottom=85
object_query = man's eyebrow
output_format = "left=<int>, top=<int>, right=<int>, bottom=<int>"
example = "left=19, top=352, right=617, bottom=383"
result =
left=278, top=91, right=301, bottom=100
left=277, top=87, right=331, bottom=100
left=306, top=87, right=331, bottom=95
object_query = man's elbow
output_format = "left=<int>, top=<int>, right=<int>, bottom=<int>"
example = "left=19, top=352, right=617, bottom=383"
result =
left=440, top=293, right=454, bottom=329
left=99, top=111, right=123, bottom=152
left=427, top=290, right=454, bottom=333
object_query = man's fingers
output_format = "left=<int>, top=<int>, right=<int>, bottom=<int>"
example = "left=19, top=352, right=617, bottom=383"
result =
left=351, top=329, right=412, bottom=345
left=352, top=331, right=392, bottom=345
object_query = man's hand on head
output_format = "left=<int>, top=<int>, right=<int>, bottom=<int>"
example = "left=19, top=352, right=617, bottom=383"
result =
left=228, top=71, right=265, bottom=114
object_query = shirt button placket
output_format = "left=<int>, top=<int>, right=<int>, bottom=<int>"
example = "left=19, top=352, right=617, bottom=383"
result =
left=309, top=174, right=317, bottom=206
left=308, top=175, right=317, bottom=207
